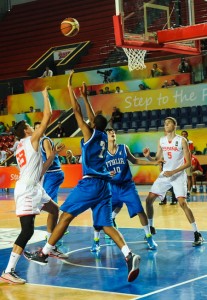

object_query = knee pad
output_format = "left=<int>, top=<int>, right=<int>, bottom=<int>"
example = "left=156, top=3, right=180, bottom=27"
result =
left=15, top=226, right=34, bottom=249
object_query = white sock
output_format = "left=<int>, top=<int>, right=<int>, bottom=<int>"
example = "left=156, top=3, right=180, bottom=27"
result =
left=112, top=211, right=117, bottom=219
left=5, top=252, right=21, bottom=273
left=193, top=185, right=196, bottom=188
left=42, top=242, right=54, bottom=255
left=148, top=219, right=154, bottom=227
left=94, top=231, right=100, bottom=240
left=143, top=225, right=151, bottom=236
left=191, top=222, right=198, bottom=232
left=121, top=245, right=131, bottom=258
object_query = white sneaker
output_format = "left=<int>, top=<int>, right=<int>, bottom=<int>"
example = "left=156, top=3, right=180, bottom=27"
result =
left=0, top=269, right=26, bottom=284
left=49, top=246, right=69, bottom=259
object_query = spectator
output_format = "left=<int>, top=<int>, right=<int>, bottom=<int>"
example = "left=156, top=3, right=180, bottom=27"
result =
left=181, top=130, right=194, bottom=197
left=178, top=58, right=191, bottom=73
left=7, top=121, right=17, bottom=135
left=66, top=150, right=76, bottom=164
left=139, top=84, right=150, bottom=90
left=0, top=147, right=7, bottom=166
left=161, top=80, right=169, bottom=88
left=203, top=144, right=207, bottom=155
left=56, top=122, right=66, bottom=138
left=151, top=63, right=163, bottom=77
left=9, top=136, right=19, bottom=165
left=29, top=106, right=36, bottom=112
left=110, top=106, right=123, bottom=127
left=40, top=66, right=53, bottom=78
left=191, top=155, right=203, bottom=193
left=59, top=155, right=67, bottom=164
left=99, top=89, right=104, bottom=94
left=104, top=86, right=111, bottom=94
left=170, top=79, right=179, bottom=87
left=0, top=122, right=6, bottom=134
left=115, top=86, right=123, bottom=93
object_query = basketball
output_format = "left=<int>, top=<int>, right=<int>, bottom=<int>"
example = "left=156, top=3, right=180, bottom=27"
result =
left=60, top=18, right=79, bottom=37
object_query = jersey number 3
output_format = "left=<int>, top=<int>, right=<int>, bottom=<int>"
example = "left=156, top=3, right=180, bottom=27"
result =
left=16, top=150, right=27, bottom=167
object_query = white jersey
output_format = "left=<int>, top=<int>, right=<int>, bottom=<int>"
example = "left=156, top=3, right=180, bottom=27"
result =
left=160, top=134, right=184, bottom=172
left=16, top=136, right=43, bottom=186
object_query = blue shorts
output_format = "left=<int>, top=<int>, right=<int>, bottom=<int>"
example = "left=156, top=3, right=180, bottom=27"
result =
left=43, top=170, right=64, bottom=203
left=111, top=181, right=144, bottom=218
left=60, top=177, right=113, bottom=227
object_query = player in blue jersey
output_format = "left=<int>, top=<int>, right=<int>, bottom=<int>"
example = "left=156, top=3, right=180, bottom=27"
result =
left=24, top=71, right=141, bottom=282
left=91, top=128, right=160, bottom=252
left=34, top=122, right=64, bottom=204
left=34, top=122, right=65, bottom=241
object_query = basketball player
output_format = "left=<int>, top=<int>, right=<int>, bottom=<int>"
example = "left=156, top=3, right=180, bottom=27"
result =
left=91, top=128, right=161, bottom=252
left=34, top=121, right=64, bottom=204
left=24, top=71, right=141, bottom=282
left=143, top=117, right=204, bottom=246
left=0, top=88, right=66, bottom=285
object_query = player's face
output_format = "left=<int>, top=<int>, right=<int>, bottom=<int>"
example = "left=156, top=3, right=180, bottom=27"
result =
left=107, top=129, right=116, bottom=141
left=164, top=119, right=175, bottom=132
left=25, top=123, right=34, bottom=135
left=181, top=131, right=188, bottom=138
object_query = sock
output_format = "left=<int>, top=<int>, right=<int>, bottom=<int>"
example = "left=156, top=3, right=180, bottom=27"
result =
left=121, top=245, right=131, bottom=258
left=112, top=211, right=117, bottom=219
left=5, top=252, right=21, bottom=273
left=143, top=225, right=151, bottom=237
left=193, top=185, right=196, bottom=188
left=191, top=222, right=198, bottom=232
left=94, top=231, right=100, bottom=241
left=148, top=219, right=154, bottom=227
left=42, top=242, right=54, bottom=255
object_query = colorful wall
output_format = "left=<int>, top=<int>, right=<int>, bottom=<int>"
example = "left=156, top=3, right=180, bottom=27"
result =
left=7, top=82, right=207, bottom=115
left=23, top=55, right=203, bottom=92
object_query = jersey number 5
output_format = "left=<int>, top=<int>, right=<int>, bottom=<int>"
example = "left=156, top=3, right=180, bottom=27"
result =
left=16, top=150, right=27, bottom=167
left=167, top=151, right=172, bottom=159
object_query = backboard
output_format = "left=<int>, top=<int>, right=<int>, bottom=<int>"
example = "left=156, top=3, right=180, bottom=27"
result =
left=114, top=0, right=207, bottom=55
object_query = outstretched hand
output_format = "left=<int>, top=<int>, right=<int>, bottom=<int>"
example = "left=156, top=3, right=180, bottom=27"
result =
left=79, top=82, right=87, bottom=98
left=54, top=142, right=65, bottom=154
left=42, top=86, right=50, bottom=97
left=143, top=147, right=150, bottom=157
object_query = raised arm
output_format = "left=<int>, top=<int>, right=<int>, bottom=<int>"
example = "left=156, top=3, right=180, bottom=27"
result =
left=79, top=82, right=95, bottom=126
left=31, top=87, right=52, bottom=150
left=67, top=71, right=92, bottom=141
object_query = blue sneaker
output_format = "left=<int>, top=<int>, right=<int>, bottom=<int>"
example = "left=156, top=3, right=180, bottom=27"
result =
left=146, top=235, right=158, bottom=250
left=90, top=240, right=100, bottom=252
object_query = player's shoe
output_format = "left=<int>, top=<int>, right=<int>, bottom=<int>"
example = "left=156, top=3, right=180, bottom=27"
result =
left=146, top=235, right=158, bottom=250
left=150, top=226, right=156, bottom=235
left=49, top=246, right=69, bottom=259
left=0, top=269, right=26, bottom=284
left=90, top=240, right=100, bottom=252
left=125, top=252, right=140, bottom=282
left=193, top=232, right=204, bottom=246
left=24, top=249, right=48, bottom=265
left=159, top=199, right=167, bottom=205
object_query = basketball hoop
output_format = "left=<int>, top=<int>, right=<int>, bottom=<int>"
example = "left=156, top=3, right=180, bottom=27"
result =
left=122, top=47, right=147, bottom=72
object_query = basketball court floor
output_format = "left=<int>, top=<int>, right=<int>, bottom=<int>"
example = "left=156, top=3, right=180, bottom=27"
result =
left=1, top=186, right=207, bottom=300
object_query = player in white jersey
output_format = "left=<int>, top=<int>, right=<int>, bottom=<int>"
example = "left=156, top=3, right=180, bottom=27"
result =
left=143, top=117, right=204, bottom=246
left=0, top=88, right=66, bottom=285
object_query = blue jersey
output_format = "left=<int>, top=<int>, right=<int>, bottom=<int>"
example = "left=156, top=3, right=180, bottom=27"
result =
left=81, top=129, right=111, bottom=179
left=106, top=144, right=132, bottom=183
left=40, top=136, right=61, bottom=172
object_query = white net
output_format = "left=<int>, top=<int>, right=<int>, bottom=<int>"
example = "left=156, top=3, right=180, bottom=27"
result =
left=123, top=47, right=147, bottom=71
